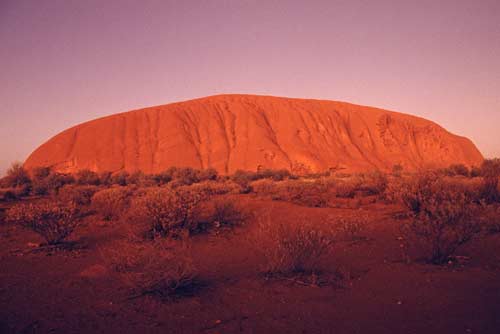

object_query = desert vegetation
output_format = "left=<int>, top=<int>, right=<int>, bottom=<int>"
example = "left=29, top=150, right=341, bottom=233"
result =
left=5, top=200, right=80, bottom=245
left=1, top=161, right=499, bottom=332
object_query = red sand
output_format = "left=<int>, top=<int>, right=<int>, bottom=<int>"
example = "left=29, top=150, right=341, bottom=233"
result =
left=1, top=195, right=499, bottom=333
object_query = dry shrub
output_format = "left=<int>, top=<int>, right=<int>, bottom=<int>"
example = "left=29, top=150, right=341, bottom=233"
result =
left=92, top=186, right=134, bottom=221
left=103, top=239, right=199, bottom=300
left=1, top=162, right=31, bottom=188
left=257, top=218, right=335, bottom=275
left=185, top=180, right=241, bottom=196
left=479, top=177, right=500, bottom=204
left=260, top=180, right=331, bottom=207
left=76, top=169, right=101, bottom=186
left=332, top=180, right=357, bottom=198
left=443, top=164, right=470, bottom=177
left=357, top=171, right=388, bottom=196
left=32, top=172, right=75, bottom=195
left=332, top=215, right=369, bottom=242
left=127, top=187, right=207, bottom=238
left=57, top=185, right=99, bottom=206
left=480, top=205, right=500, bottom=234
left=1, top=189, right=18, bottom=202
left=251, top=179, right=277, bottom=196
left=6, top=201, right=79, bottom=245
left=210, top=199, right=247, bottom=228
left=401, top=173, right=482, bottom=264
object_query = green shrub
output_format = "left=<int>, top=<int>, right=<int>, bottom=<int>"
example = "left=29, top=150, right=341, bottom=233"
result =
left=6, top=201, right=79, bottom=245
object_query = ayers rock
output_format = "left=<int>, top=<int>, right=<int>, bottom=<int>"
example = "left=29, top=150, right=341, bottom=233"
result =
left=24, top=94, right=483, bottom=174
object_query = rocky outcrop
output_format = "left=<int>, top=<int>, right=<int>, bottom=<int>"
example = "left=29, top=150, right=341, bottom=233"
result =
left=24, top=94, right=484, bottom=174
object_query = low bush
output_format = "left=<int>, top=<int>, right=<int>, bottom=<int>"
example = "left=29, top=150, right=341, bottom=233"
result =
left=57, top=185, right=99, bottom=206
left=6, top=201, right=79, bottom=245
left=257, top=218, right=335, bottom=275
left=103, top=240, right=199, bottom=301
left=210, top=199, right=247, bottom=228
left=400, top=173, right=482, bottom=264
left=443, top=164, right=470, bottom=177
left=110, top=171, right=130, bottom=186
left=357, top=171, right=388, bottom=195
left=481, top=205, right=500, bottom=234
left=1, top=190, right=18, bottom=202
left=481, top=158, right=500, bottom=178
left=76, top=169, right=101, bottom=186
left=92, top=187, right=134, bottom=221
left=128, top=187, right=207, bottom=238
left=392, top=164, right=404, bottom=177
left=479, top=177, right=500, bottom=204
left=333, top=215, right=368, bottom=242
left=332, top=180, right=357, bottom=198
left=253, top=179, right=333, bottom=207
left=1, top=162, right=31, bottom=188
left=183, top=180, right=241, bottom=197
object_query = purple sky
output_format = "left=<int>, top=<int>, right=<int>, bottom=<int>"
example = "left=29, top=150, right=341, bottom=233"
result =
left=1, top=0, right=499, bottom=175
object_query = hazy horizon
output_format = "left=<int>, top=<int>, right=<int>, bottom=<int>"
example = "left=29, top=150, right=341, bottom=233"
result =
left=1, top=0, right=499, bottom=176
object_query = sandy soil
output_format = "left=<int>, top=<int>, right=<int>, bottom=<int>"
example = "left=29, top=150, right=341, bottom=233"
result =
left=1, top=195, right=499, bottom=333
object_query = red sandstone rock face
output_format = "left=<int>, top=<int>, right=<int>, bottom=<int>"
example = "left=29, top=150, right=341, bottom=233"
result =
left=24, top=95, right=484, bottom=174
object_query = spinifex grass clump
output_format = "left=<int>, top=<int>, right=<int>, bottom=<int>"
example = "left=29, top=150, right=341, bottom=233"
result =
left=6, top=201, right=79, bottom=245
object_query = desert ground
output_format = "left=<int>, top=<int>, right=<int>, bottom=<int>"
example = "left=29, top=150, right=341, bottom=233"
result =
left=1, top=165, right=500, bottom=333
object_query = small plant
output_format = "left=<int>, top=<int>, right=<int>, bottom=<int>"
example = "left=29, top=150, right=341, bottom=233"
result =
left=6, top=201, right=79, bottom=245
left=443, top=164, right=470, bottom=177
left=333, top=215, right=368, bottom=242
left=57, top=185, right=99, bottom=206
left=92, top=187, right=133, bottom=221
left=76, top=169, right=101, bottom=186
left=128, top=187, right=206, bottom=237
left=333, top=180, right=357, bottom=198
left=1, top=162, right=31, bottom=188
left=257, top=218, right=334, bottom=275
left=392, top=164, right=404, bottom=177
left=103, top=239, right=199, bottom=301
left=210, top=199, right=246, bottom=228
left=110, top=171, right=130, bottom=186
left=401, top=176, right=481, bottom=265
